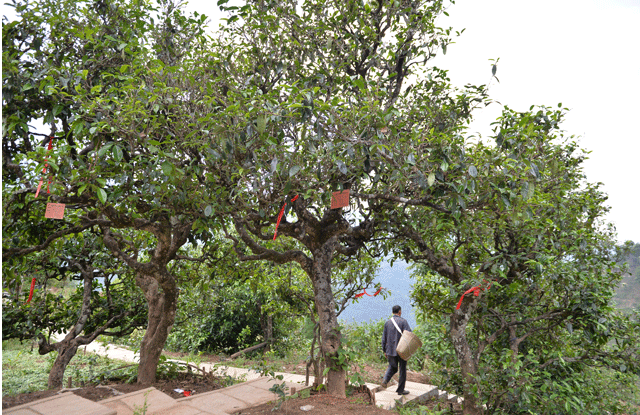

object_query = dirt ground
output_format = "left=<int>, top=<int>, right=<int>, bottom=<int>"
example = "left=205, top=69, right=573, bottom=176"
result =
left=233, top=387, right=462, bottom=415
left=234, top=388, right=390, bottom=415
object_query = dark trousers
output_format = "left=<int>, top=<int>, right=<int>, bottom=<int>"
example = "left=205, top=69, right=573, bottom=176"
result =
left=383, top=354, right=407, bottom=392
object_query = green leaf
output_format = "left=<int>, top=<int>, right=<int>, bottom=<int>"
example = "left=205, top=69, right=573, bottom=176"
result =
left=427, top=173, right=436, bottom=187
left=97, top=188, right=107, bottom=204
left=97, top=143, right=113, bottom=157
left=468, top=165, right=478, bottom=177
left=336, top=160, right=347, bottom=175
left=326, top=37, right=333, bottom=50
left=113, top=146, right=123, bottom=162
left=526, top=181, right=535, bottom=200
left=352, top=77, right=365, bottom=91
left=521, top=182, right=529, bottom=199
left=288, top=165, right=301, bottom=177
left=530, top=163, right=540, bottom=178
left=256, top=115, right=267, bottom=133
left=162, top=161, right=174, bottom=176
left=46, top=160, right=59, bottom=172
left=52, top=105, right=63, bottom=117
left=73, top=122, right=83, bottom=136
left=492, top=64, right=497, bottom=76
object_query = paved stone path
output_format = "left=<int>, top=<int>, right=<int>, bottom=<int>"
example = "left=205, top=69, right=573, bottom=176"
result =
left=5, top=340, right=462, bottom=414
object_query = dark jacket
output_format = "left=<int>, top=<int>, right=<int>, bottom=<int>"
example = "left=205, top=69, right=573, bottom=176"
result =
left=381, top=315, right=412, bottom=357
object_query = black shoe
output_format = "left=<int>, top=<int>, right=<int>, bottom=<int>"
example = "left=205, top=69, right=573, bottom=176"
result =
left=397, top=390, right=410, bottom=395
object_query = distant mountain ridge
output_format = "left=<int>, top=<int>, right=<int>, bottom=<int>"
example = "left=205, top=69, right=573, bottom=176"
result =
left=341, top=240, right=640, bottom=326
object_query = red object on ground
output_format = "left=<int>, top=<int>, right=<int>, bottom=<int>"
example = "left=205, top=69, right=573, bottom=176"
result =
left=456, top=280, right=492, bottom=310
left=26, top=277, right=36, bottom=304
left=273, top=195, right=299, bottom=240
left=183, top=391, right=191, bottom=397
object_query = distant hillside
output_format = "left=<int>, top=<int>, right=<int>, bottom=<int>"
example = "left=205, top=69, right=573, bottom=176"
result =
left=340, top=242, right=640, bottom=324
left=613, top=242, right=640, bottom=313
left=339, top=260, right=418, bottom=328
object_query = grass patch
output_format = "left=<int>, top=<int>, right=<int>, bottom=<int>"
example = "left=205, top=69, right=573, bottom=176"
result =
left=2, top=339, right=51, bottom=396
left=2, top=338, right=134, bottom=397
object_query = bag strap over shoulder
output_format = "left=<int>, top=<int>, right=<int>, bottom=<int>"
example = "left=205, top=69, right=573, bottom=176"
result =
left=390, top=316, right=403, bottom=334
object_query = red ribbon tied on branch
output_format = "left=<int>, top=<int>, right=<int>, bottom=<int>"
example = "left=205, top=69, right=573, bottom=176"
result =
left=26, top=277, right=36, bottom=304
left=456, top=280, right=492, bottom=310
left=35, top=137, right=53, bottom=198
left=354, top=287, right=383, bottom=299
left=273, top=195, right=299, bottom=240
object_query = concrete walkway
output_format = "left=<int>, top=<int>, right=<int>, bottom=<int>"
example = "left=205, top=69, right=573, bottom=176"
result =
left=5, top=340, right=462, bottom=414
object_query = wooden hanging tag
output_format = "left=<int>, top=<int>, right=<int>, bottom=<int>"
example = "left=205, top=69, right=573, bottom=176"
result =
left=45, top=203, right=65, bottom=219
left=330, top=189, right=350, bottom=209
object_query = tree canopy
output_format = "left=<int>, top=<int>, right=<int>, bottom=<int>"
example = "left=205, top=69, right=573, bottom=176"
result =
left=3, top=0, right=637, bottom=409
left=405, top=107, right=640, bottom=413
left=3, top=0, right=231, bottom=383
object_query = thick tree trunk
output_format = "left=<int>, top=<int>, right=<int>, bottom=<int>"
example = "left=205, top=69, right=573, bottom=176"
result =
left=450, top=307, right=484, bottom=415
left=310, top=244, right=346, bottom=398
left=136, top=273, right=178, bottom=384
left=41, top=269, right=93, bottom=389
left=47, top=342, right=79, bottom=389
left=100, top=220, right=189, bottom=385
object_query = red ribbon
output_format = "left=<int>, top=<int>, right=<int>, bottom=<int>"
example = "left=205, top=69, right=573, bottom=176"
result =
left=26, top=277, right=36, bottom=304
left=35, top=137, right=53, bottom=198
left=354, top=287, right=383, bottom=299
left=273, top=195, right=299, bottom=240
left=456, top=280, right=492, bottom=310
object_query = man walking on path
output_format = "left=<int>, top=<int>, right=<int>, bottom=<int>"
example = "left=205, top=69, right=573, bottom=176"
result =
left=381, top=305, right=412, bottom=395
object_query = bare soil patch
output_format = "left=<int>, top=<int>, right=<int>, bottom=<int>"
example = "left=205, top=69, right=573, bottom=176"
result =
left=233, top=387, right=392, bottom=415
left=232, top=384, right=462, bottom=415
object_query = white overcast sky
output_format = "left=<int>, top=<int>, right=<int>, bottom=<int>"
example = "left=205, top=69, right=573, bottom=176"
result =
left=4, top=0, right=638, bottom=243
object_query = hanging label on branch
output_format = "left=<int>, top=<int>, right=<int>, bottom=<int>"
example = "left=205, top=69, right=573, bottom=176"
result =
left=331, top=189, right=350, bottom=209
left=45, top=203, right=66, bottom=219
